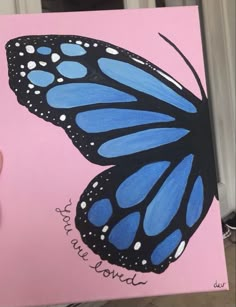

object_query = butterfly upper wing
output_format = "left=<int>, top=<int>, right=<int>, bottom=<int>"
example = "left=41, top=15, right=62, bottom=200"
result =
left=75, top=154, right=215, bottom=273
left=6, top=35, right=203, bottom=166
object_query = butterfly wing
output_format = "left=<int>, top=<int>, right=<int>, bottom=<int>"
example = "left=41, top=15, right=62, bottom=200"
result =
left=6, top=34, right=217, bottom=274
left=6, top=34, right=204, bottom=166
left=75, top=154, right=215, bottom=273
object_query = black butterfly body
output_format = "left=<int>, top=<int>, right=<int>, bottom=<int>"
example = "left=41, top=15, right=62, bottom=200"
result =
left=6, top=34, right=217, bottom=274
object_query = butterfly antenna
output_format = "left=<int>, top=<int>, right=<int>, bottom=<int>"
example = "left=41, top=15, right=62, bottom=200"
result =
left=159, top=33, right=207, bottom=101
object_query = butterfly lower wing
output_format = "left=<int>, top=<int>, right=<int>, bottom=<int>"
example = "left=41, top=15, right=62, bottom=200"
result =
left=75, top=154, right=215, bottom=273
left=6, top=35, right=200, bottom=165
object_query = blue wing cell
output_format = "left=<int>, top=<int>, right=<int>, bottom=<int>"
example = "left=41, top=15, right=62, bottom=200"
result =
left=88, top=198, right=113, bottom=227
left=37, top=46, right=52, bottom=55
left=46, top=83, right=137, bottom=108
left=98, top=58, right=197, bottom=113
left=116, top=161, right=170, bottom=208
left=186, top=176, right=204, bottom=227
left=27, top=70, right=55, bottom=87
left=108, top=212, right=140, bottom=250
left=76, top=108, right=174, bottom=133
left=143, top=155, right=193, bottom=236
left=60, top=43, right=86, bottom=56
left=151, top=229, right=182, bottom=265
left=56, top=61, right=87, bottom=79
left=98, top=128, right=189, bottom=158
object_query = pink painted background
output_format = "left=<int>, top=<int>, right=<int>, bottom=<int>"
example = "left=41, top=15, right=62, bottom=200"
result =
left=0, top=7, right=228, bottom=307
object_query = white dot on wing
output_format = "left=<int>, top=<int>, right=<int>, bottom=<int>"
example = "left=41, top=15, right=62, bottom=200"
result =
left=102, top=225, right=109, bottom=233
left=81, top=201, right=86, bottom=209
left=174, top=241, right=186, bottom=259
left=28, top=61, right=36, bottom=70
left=60, top=114, right=66, bottom=121
left=134, top=242, right=141, bottom=250
left=106, top=47, right=119, bottom=55
left=92, top=182, right=98, bottom=188
left=26, top=45, right=35, bottom=54
left=39, top=61, right=47, bottom=67
left=51, top=53, right=60, bottom=63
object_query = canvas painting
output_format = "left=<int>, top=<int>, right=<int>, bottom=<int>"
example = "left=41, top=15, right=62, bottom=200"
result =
left=0, top=7, right=228, bottom=307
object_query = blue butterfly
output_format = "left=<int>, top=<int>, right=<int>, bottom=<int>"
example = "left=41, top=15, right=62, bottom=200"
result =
left=6, top=33, right=217, bottom=274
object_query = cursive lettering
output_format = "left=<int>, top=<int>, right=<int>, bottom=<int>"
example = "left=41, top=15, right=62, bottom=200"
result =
left=71, top=239, right=89, bottom=261
left=214, top=281, right=226, bottom=288
left=55, top=199, right=73, bottom=235
left=90, top=261, right=147, bottom=286
left=56, top=199, right=148, bottom=286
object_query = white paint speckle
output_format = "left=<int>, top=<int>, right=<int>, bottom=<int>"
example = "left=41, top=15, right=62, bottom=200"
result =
left=93, top=43, right=98, bottom=47
left=26, top=45, right=35, bottom=54
left=57, top=78, right=64, bottom=83
left=28, top=61, right=36, bottom=70
left=19, top=52, right=24, bottom=56
left=15, top=42, right=20, bottom=47
left=134, top=242, right=141, bottom=250
left=157, top=70, right=183, bottom=90
left=92, top=182, right=98, bottom=188
left=28, top=84, right=34, bottom=89
left=81, top=201, right=87, bottom=209
left=39, top=61, right=47, bottom=67
left=35, top=90, right=40, bottom=95
left=20, top=65, right=24, bottom=69
left=84, top=43, right=90, bottom=47
left=51, top=53, right=60, bottom=63
left=174, top=241, right=186, bottom=259
left=102, top=225, right=109, bottom=233
left=20, top=72, right=26, bottom=77
left=100, top=235, right=105, bottom=240
left=60, top=114, right=66, bottom=121
left=90, top=142, right=95, bottom=146
left=76, top=40, right=82, bottom=45
left=106, top=47, right=119, bottom=55
left=132, top=57, right=145, bottom=65
left=142, top=260, right=147, bottom=265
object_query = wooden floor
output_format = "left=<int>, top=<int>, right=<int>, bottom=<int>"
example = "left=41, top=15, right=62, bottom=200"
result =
left=103, top=235, right=236, bottom=307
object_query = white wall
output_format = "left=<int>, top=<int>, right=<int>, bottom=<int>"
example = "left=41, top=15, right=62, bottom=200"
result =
left=0, top=0, right=41, bottom=14
left=201, top=0, right=235, bottom=216
left=0, top=0, right=16, bottom=14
